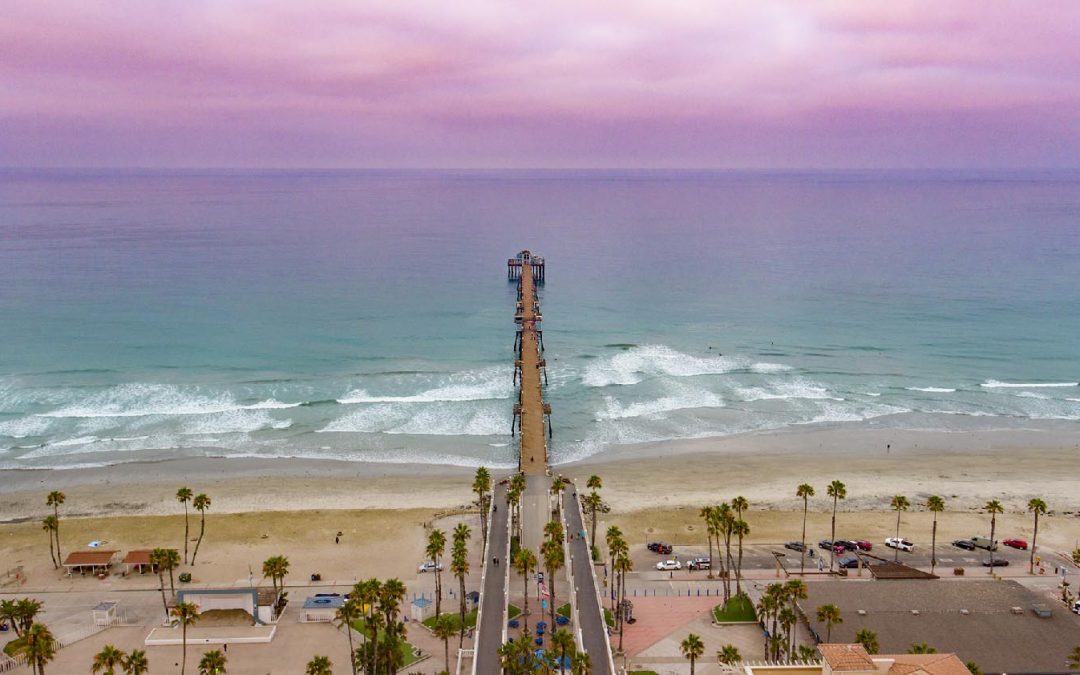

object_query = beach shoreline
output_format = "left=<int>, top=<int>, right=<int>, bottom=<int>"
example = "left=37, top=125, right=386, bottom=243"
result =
left=2, top=423, right=1078, bottom=523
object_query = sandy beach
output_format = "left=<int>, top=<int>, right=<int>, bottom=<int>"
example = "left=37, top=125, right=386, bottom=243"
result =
left=3, top=425, right=1079, bottom=584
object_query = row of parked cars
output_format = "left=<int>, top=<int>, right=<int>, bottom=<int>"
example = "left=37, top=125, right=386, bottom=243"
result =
left=951, top=537, right=1028, bottom=551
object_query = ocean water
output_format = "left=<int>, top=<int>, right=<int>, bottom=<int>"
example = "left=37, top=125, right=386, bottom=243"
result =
left=2, top=169, right=1079, bottom=470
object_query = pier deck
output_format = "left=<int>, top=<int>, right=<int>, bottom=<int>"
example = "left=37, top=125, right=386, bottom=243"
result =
left=516, top=257, right=548, bottom=474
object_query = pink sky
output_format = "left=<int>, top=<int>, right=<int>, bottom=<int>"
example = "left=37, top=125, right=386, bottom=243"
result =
left=2, top=0, right=1079, bottom=168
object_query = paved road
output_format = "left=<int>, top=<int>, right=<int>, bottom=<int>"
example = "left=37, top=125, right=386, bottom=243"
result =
left=564, top=491, right=612, bottom=675
left=474, top=483, right=509, bottom=675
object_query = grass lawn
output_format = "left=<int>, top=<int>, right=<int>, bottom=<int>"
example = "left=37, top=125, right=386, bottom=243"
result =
left=3, top=637, right=25, bottom=657
left=508, top=604, right=521, bottom=619
left=630, top=671, right=660, bottom=675
left=422, top=609, right=478, bottom=631
left=713, top=593, right=757, bottom=623
left=350, top=620, right=422, bottom=666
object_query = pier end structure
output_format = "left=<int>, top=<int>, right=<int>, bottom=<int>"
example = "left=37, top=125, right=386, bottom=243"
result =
left=508, top=250, right=550, bottom=475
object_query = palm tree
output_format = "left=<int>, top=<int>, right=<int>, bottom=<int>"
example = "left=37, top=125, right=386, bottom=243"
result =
left=24, top=622, right=56, bottom=675
left=586, top=474, right=602, bottom=548
left=1068, top=646, right=1080, bottom=670
left=614, top=552, right=633, bottom=652
left=965, top=661, right=982, bottom=675
left=890, top=495, right=910, bottom=561
left=732, top=519, right=750, bottom=593
left=784, top=579, right=807, bottom=654
left=551, top=476, right=568, bottom=520
left=571, top=650, right=591, bottom=675
left=123, top=649, right=149, bottom=675
left=717, top=644, right=741, bottom=668
left=150, top=548, right=171, bottom=620
left=163, top=548, right=181, bottom=594
left=427, top=528, right=446, bottom=618
left=606, top=527, right=627, bottom=614
left=513, top=547, right=537, bottom=634
left=262, top=555, right=290, bottom=599
left=908, top=643, right=936, bottom=654
left=926, top=496, right=945, bottom=575
left=41, top=516, right=58, bottom=569
left=176, top=487, right=193, bottom=563
left=0, top=598, right=43, bottom=639
left=984, top=500, right=1004, bottom=571
left=451, top=523, right=471, bottom=647
left=92, top=645, right=126, bottom=674
left=306, top=655, right=333, bottom=675
left=46, top=490, right=65, bottom=564
left=334, top=598, right=361, bottom=675
left=431, top=613, right=455, bottom=673
left=172, top=601, right=200, bottom=675
left=826, top=481, right=846, bottom=571
left=796, top=484, right=815, bottom=574
left=855, top=628, right=879, bottom=654
left=551, top=628, right=574, bottom=674
left=542, top=537, right=565, bottom=630
left=198, top=649, right=227, bottom=674
left=190, top=493, right=211, bottom=564
left=816, top=604, right=842, bottom=642
left=699, top=506, right=716, bottom=579
left=1028, top=498, right=1048, bottom=574
left=681, top=633, right=705, bottom=675
left=473, top=467, right=492, bottom=547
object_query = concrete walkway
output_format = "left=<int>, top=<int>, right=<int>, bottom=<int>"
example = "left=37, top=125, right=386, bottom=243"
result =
left=474, top=483, right=509, bottom=675
left=565, top=491, right=613, bottom=674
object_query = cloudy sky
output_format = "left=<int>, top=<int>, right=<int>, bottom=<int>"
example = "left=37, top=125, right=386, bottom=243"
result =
left=3, top=0, right=1078, bottom=168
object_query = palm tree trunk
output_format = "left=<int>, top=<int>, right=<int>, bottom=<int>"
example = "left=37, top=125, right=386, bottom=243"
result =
left=736, top=533, right=744, bottom=594
left=181, top=624, right=187, bottom=675
left=895, top=509, right=901, bottom=561
left=169, top=568, right=176, bottom=595
left=523, top=572, right=529, bottom=634
left=47, top=532, right=56, bottom=569
left=989, top=515, right=996, bottom=572
left=158, top=571, right=169, bottom=620
left=590, top=508, right=597, bottom=551
left=183, top=503, right=190, bottom=564
left=53, top=505, right=62, bottom=566
left=931, top=516, right=938, bottom=575
left=830, top=497, right=838, bottom=572
left=1030, top=512, right=1039, bottom=574
left=690, top=656, right=696, bottom=675
left=192, top=513, right=206, bottom=565
left=458, top=575, right=466, bottom=648
left=549, top=569, right=556, bottom=631
left=346, top=627, right=356, bottom=675
left=444, top=636, right=450, bottom=674
left=706, top=532, right=714, bottom=580
left=434, top=563, right=442, bottom=618
left=801, top=498, right=808, bottom=574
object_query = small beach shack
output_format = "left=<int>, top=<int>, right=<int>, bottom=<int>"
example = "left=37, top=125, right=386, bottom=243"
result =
left=122, top=549, right=165, bottom=575
left=176, top=587, right=281, bottom=625
left=92, top=601, right=118, bottom=626
left=410, top=597, right=433, bottom=622
left=62, top=550, right=118, bottom=576
left=300, top=595, right=346, bottom=623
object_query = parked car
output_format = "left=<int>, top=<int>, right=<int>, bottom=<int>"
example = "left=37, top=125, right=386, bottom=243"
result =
left=656, top=559, right=682, bottom=571
left=784, top=541, right=806, bottom=552
left=837, top=541, right=859, bottom=552
left=418, top=561, right=443, bottom=573
left=982, top=558, right=1010, bottom=567
left=647, top=542, right=662, bottom=551
left=851, top=540, right=873, bottom=551
left=655, top=544, right=673, bottom=555
left=687, top=557, right=711, bottom=571
left=838, top=556, right=861, bottom=569
left=818, top=539, right=834, bottom=550
left=885, top=537, right=914, bottom=552
left=1003, top=538, right=1028, bottom=550
left=951, top=539, right=976, bottom=550
left=970, top=536, right=998, bottom=551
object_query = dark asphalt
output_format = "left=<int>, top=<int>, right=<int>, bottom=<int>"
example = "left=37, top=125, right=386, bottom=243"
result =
left=564, top=491, right=613, bottom=675
left=475, top=483, right=509, bottom=675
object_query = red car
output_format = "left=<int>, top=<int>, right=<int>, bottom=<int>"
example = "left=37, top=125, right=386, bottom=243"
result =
left=1003, top=538, right=1028, bottom=550
left=851, top=540, right=873, bottom=551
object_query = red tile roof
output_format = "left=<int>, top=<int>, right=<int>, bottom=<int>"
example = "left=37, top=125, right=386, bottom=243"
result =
left=62, top=550, right=117, bottom=566
left=819, top=644, right=876, bottom=671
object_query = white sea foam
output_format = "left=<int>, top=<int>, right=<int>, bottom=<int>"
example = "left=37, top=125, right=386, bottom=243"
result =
left=582, top=345, right=742, bottom=387
left=180, top=410, right=292, bottom=435
left=319, top=402, right=507, bottom=436
left=864, top=392, right=882, bottom=397
left=36, top=383, right=302, bottom=418
left=906, top=387, right=957, bottom=393
left=46, top=436, right=99, bottom=448
left=981, top=380, right=1078, bottom=389
left=750, top=363, right=792, bottom=374
left=0, top=416, right=53, bottom=438
left=337, top=367, right=512, bottom=404
left=735, top=380, right=843, bottom=402
left=596, top=389, right=724, bottom=421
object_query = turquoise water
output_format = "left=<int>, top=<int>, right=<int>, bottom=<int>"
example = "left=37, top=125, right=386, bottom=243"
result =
left=1, top=169, right=1079, bottom=470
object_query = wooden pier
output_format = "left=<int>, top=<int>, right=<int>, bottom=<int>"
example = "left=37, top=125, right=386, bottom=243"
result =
left=507, top=249, right=545, bottom=283
left=508, top=250, right=550, bottom=474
